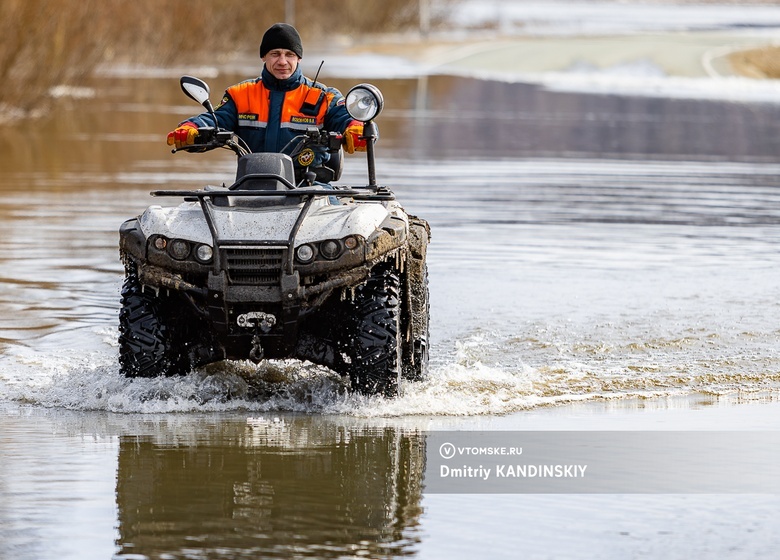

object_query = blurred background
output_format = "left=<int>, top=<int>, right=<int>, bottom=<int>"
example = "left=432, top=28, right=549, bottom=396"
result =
left=3, top=0, right=780, bottom=122
left=0, top=0, right=452, bottom=119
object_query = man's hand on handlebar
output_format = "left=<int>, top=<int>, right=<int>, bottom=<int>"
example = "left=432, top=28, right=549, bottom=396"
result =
left=166, top=122, right=199, bottom=149
left=343, top=120, right=366, bottom=154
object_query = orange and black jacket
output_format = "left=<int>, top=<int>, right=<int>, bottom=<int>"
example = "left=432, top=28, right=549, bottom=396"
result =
left=186, top=66, right=352, bottom=172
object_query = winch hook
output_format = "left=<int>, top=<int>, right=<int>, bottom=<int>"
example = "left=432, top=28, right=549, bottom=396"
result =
left=249, top=334, right=264, bottom=363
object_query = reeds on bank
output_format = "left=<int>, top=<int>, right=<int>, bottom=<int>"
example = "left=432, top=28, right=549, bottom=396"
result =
left=0, top=0, right=434, bottom=119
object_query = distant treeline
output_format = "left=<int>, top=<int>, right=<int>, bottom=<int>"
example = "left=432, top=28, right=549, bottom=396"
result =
left=0, top=0, right=439, bottom=118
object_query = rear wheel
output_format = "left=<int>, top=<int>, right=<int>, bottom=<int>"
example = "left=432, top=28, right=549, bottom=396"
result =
left=402, top=217, right=431, bottom=382
left=402, top=262, right=429, bottom=382
left=118, top=265, right=190, bottom=377
left=348, top=263, right=402, bottom=397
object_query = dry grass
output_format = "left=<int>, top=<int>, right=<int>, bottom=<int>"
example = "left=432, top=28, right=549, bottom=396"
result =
left=0, top=0, right=446, bottom=119
left=728, top=46, right=780, bottom=79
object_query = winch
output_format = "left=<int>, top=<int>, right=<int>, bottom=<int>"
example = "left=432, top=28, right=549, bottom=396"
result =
left=236, top=311, right=277, bottom=332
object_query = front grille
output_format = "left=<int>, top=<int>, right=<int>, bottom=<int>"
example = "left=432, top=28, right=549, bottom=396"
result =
left=224, top=247, right=285, bottom=285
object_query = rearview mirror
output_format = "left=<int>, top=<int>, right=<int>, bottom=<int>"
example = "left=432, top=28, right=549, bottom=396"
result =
left=180, top=76, right=211, bottom=108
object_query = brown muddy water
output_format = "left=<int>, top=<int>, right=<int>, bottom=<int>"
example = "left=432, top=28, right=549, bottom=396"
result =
left=1, top=71, right=780, bottom=558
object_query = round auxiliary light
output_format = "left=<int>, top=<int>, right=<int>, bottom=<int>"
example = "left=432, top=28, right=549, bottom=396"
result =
left=195, top=244, right=213, bottom=263
left=168, top=239, right=191, bottom=260
left=345, top=84, right=384, bottom=122
left=153, top=236, right=167, bottom=250
left=319, top=239, right=341, bottom=260
left=296, top=244, right=315, bottom=263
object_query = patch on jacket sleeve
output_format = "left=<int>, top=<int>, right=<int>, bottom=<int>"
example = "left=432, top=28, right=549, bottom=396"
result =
left=238, top=113, right=259, bottom=121
left=216, top=95, right=230, bottom=110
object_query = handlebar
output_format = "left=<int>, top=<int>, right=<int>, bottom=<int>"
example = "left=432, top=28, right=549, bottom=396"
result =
left=282, top=128, right=343, bottom=156
left=172, top=127, right=240, bottom=154
left=172, top=126, right=344, bottom=158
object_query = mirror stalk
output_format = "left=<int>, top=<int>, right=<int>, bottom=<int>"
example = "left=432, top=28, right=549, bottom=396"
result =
left=364, top=121, right=378, bottom=188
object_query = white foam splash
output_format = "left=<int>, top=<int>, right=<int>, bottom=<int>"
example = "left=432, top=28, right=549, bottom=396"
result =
left=2, top=327, right=777, bottom=417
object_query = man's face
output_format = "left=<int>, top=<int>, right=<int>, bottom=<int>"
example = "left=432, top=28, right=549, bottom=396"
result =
left=263, top=49, right=299, bottom=80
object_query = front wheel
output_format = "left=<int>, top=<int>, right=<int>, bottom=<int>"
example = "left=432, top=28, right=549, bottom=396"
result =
left=348, top=264, right=402, bottom=397
left=118, top=265, right=189, bottom=377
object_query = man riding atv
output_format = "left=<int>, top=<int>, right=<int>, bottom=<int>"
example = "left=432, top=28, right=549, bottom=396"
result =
left=167, top=23, right=367, bottom=184
left=118, top=23, right=429, bottom=397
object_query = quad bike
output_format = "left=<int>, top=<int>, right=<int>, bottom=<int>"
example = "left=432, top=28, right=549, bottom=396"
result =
left=118, top=76, right=430, bottom=396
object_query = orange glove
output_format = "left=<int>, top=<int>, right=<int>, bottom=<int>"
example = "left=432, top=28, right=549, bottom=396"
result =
left=343, top=120, right=366, bottom=154
left=166, top=122, right=199, bottom=149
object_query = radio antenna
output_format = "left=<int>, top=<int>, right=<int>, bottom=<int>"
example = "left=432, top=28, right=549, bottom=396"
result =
left=312, top=60, right=324, bottom=87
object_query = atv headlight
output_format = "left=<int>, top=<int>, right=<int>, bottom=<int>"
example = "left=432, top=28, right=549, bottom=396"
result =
left=194, top=243, right=213, bottom=263
left=319, top=239, right=341, bottom=260
left=168, top=239, right=191, bottom=260
left=345, top=84, right=383, bottom=122
left=296, top=244, right=315, bottom=264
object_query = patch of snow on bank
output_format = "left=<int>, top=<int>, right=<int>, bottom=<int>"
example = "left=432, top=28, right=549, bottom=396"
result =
left=450, top=1, right=780, bottom=35
left=320, top=50, right=780, bottom=104
left=540, top=70, right=780, bottom=103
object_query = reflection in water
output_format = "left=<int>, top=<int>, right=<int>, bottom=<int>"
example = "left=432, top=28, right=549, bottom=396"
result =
left=0, top=407, right=426, bottom=559
left=114, top=417, right=425, bottom=558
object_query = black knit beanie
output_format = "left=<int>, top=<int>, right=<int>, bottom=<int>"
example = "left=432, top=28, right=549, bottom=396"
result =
left=260, top=23, right=303, bottom=58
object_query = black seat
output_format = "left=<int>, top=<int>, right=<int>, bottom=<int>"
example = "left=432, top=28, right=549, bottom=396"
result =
left=235, top=153, right=296, bottom=190
left=230, top=154, right=297, bottom=207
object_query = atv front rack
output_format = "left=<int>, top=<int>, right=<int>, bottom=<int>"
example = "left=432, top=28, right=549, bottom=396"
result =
left=151, top=172, right=395, bottom=201
left=150, top=186, right=395, bottom=202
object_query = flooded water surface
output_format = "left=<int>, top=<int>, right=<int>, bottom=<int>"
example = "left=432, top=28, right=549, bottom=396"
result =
left=2, top=66, right=780, bottom=558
